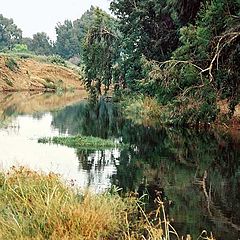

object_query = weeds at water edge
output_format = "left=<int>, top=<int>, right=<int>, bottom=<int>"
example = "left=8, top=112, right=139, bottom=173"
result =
left=0, top=167, right=215, bottom=240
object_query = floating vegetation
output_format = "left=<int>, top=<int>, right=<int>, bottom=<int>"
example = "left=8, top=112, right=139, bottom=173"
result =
left=38, top=135, right=125, bottom=149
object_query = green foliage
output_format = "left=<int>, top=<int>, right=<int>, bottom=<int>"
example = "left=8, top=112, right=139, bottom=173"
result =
left=110, top=0, right=179, bottom=62
left=38, top=135, right=124, bottom=149
left=119, top=0, right=238, bottom=125
left=171, top=0, right=240, bottom=119
left=47, top=54, right=66, bottom=66
left=172, top=25, right=211, bottom=61
left=82, top=7, right=119, bottom=96
left=5, top=57, right=19, bottom=72
left=0, top=14, right=22, bottom=51
left=55, top=20, right=78, bottom=59
left=54, top=7, right=100, bottom=60
left=28, top=32, right=54, bottom=56
left=11, top=43, right=29, bottom=53
left=109, top=0, right=181, bottom=91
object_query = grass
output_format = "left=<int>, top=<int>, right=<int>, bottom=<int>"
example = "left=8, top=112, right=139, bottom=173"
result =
left=0, top=167, right=215, bottom=240
left=122, top=95, right=165, bottom=127
left=0, top=52, right=83, bottom=77
left=0, top=167, right=127, bottom=239
left=38, top=135, right=124, bottom=149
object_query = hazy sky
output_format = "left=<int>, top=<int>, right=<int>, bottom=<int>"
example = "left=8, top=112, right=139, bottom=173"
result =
left=1, top=0, right=111, bottom=40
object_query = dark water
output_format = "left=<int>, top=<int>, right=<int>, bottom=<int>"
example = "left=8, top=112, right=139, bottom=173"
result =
left=0, top=92, right=240, bottom=239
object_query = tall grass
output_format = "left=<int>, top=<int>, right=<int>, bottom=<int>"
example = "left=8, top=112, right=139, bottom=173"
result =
left=122, top=95, right=167, bottom=127
left=0, top=167, right=215, bottom=239
left=0, top=167, right=127, bottom=239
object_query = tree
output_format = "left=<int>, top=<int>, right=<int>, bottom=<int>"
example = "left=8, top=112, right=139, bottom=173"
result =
left=82, top=7, right=119, bottom=97
left=172, top=0, right=240, bottom=118
left=28, top=32, right=54, bottom=55
left=73, top=6, right=97, bottom=58
left=175, top=0, right=204, bottom=24
left=109, top=0, right=181, bottom=91
left=55, top=20, right=80, bottom=59
left=110, top=0, right=179, bottom=62
left=0, top=14, right=22, bottom=51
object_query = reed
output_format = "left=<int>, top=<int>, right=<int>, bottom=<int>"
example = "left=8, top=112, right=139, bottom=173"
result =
left=122, top=95, right=167, bottom=127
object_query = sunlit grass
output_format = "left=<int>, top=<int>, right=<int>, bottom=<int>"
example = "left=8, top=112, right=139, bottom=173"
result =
left=0, top=167, right=128, bottom=239
left=122, top=95, right=166, bottom=127
left=0, top=167, right=216, bottom=240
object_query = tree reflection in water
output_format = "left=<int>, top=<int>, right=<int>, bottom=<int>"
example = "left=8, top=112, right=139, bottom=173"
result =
left=52, top=98, right=240, bottom=240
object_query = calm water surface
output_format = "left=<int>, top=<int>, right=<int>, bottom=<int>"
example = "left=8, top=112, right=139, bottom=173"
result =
left=0, top=92, right=240, bottom=239
left=0, top=92, right=118, bottom=192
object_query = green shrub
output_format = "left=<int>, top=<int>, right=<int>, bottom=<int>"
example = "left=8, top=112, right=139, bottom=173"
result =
left=11, top=44, right=29, bottom=53
left=5, top=57, right=19, bottom=72
left=47, top=55, right=66, bottom=66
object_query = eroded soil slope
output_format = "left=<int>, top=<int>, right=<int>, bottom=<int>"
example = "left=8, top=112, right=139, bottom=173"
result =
left=0, top=56, right=84, bottom=91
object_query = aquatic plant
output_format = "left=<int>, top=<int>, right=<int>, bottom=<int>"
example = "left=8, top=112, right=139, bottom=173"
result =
left=38, top=135, right=124, bottom=149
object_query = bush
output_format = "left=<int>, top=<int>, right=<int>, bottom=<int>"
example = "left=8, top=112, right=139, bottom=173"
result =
left=5, top=57, right=19, bottom=72
left=47, top=55, right=66, bottom=66
left=11, top=44, right=29, bottom=53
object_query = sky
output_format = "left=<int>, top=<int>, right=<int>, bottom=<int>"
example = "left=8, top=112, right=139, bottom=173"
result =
left=1, top=0, right=111, bottom=40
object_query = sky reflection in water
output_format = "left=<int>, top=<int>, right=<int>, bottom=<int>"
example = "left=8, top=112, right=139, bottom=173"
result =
left=0, top=93, right=119, bottom=192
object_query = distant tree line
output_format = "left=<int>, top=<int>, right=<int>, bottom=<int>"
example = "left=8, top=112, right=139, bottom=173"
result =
left=0, top=7, right=98, bottom=61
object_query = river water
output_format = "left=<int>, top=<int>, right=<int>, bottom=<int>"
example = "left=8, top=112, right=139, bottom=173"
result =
left=0, top=91, right=240, bottom=239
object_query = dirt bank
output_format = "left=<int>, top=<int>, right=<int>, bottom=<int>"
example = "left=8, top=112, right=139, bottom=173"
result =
left=0, top=55, right=85, bottom=91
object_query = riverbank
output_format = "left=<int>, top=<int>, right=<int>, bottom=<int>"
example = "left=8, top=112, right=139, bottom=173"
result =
left=0, top=54, right=85, bottom=92
left=120, top=95, right=240, bottom=130
left=0, top=167, right=214, bottom=240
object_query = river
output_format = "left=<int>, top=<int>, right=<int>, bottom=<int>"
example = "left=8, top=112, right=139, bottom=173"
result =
left=0, top=91, right=239, bottom=239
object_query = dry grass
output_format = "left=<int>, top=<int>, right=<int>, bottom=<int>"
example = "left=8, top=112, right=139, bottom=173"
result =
left=0, top=167, right=127, bottom=240
left=123, top=96, right=164, bottom=127
left=0, top=55, right=85, bottom=92
left=0, top=167, right=215, bottom=240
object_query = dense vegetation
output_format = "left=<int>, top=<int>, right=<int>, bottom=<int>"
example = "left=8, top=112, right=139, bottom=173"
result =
left=1, top=3, right=239, bottom=239
left=50, top=99, right=240, bottom=239
left=0, top=167, right=216, bottom=240
left=0, top=1, right=239, bottom=126
left=109, top=0, right=240, bottom=126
